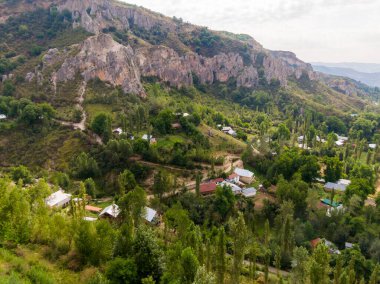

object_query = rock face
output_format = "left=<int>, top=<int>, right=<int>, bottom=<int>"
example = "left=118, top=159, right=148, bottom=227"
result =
left=52, top=0, right=315, bottom=95
left=58, top=0, right=176, bottom=34
left=55, top=33, right=145, bottom=96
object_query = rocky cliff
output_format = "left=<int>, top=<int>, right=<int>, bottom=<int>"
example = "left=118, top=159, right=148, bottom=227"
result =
left=4, top=0, right=316, bottom=96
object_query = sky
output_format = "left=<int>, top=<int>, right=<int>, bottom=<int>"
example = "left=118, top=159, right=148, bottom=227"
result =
left=122, top=0, right=380, bottom=64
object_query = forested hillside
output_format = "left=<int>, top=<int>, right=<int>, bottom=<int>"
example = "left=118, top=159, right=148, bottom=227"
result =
left=0, top=0, right=379, bottom=283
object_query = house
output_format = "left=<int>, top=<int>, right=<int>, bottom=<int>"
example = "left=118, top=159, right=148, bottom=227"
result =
left=310, top=238, right=321, bottom=249
left=310, top=238, right=340, bottom=254
left=85, top=205, right=102, bottom=213
left=324, top=182, right=348, bottom=192
left=326, top=204, right=345, bottom=217
left=227, top=129, right=237, bottom=136
left=345, top=242, right=354, bottom=249
left=171, top=123, right=181, bottom=130
left=222, top=126, right=232, bottom=133
left=99, top=204, right=120, bottom=219
left=210, top=177, right=224, bottom=184
left=113, top=127, right=123, bottom=135
left=234, top=168, right=254, bottom=184
left=143, top=207, right=159, bottom=224
left=0, top=114, right=7, bottom=120
left=142, top=134, right=157, bottom=144
left=337, top=135, right=348, bottom=142
left=200, top=182, right=218, bottom=195
left=315, top=177, right=325, bottom=184
left=242, top=187, right=257, bottom=198
left=298, top=135, right=305, bottom=143
left=45, top=189, right=72, bottom=208
left=321, top=198, right=342, bottom=207
left=298, top=143, right=310, bottom=150
left=83, top=217, right=97, bottom=222
left=220, top=181, right=242, bottom=195
left=369, top=143, right=377, bottom=149
left=337, top=179, right=351, bottom=187
left=228, top=173, right=239, bottom=183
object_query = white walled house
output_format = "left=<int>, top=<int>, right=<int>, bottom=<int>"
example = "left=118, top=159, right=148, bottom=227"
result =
left=45, top=189, right=72, bottom=208
left=234, top=168, right=254, bottom=184
left=99, top=204, right=121, bottom=219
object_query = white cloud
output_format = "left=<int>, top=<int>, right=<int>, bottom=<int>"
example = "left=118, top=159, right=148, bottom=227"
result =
left=122, top=0, right=380, bottom=63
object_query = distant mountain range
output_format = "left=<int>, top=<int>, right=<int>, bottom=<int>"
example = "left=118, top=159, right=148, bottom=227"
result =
left=312, top=63, right=380, bottom=87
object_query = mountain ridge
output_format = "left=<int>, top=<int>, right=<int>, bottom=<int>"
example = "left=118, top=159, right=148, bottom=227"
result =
left=313, top=64, right=380, bottom=87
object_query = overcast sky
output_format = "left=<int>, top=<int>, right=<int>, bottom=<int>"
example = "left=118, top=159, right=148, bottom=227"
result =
left=123, top=0, right=380, bottom=64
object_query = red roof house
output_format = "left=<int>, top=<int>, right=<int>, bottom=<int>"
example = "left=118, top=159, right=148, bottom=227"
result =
left=310, top=238, right=321, bottom=249
left=200, top=182, right=217, bottom=195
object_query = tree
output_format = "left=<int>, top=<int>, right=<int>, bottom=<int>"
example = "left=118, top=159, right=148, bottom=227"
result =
left=350, top=163, right=375, bottom=185
left=133, top=226, right=163, bottom=281
left=84, top=178, right=96, bottom=198
left=325, top=157, right=342, bottom=182
left=105, top=257, right=137, bottom=284
left=180, top=247, right=199, bottom=284
left=91, top=113, right=112, bottom=142
left=299, top=155, right=320, bottom=183
left=308, top=244, right=330, bottom=284
left=213, top=185, right=235, bottom=221
left=291, top=246, right=309, bottom=284
left=72, top=152, right=99, bottom=179
left=369, top=264, right=379, bottom=284
left=276, top=175, right=308, bottom=218
left=10, top=165, right=32, bottom=184
left=326, top=116, right=347, bottom=134
left=229, top=213, right=248, bottom=284
left=195, top=172, right=201, bottom=196
left=119, top=186, right=147, bottom=226
left=215, top=227, right=226, bottom=284
left=333, top=255, right=343, bottom=284
left=277, top=123, right=291, bottom=144
left=193, top=266, right=216, bottom=284
left=345, top=178, right=374, bottom=201
left=351, top=118, right=375, bottom=140
left=2, top=80, right=15, bottom=96
left=152, top=109, right=174, bottom=134
left=118, top=169, right=137, bottom=194
left=153, top=170, right=171, bottom=199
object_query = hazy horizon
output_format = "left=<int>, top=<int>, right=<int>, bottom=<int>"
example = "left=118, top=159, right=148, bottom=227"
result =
left=123, top=0, right=380, bottom=64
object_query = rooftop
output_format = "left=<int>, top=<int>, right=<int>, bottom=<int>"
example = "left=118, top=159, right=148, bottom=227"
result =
left=242, top=187, right=257, bottom=197
left=45, top=189, right=72, bottom=207
left=200, top=182, right=217, bottom=194
left=143, top=207, right=157, bottom=223
left=99, top=204, right=120, bottom=218
left=85, top=205, right=102, bottom=213
left=234, top=168, right=254, bottom=178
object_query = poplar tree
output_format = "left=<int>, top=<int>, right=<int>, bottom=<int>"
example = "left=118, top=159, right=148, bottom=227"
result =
left=195, top=172, right=201, bottom=196
left=229, top=213, right=248, bottom=284
left=215, top=227, right=226, bottom=284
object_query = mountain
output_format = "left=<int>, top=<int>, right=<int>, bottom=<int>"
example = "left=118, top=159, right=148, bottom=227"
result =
left=313, top=64, right=380, bottom=87
left=312, top=62, right=380, bottom=73
left=0, top=0, right=378, bottom=115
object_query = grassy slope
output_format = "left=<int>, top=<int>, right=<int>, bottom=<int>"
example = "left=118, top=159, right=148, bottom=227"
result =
left=0, top=245, right=97, bottom=283
left=0, top=125, right=90, bottom=171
